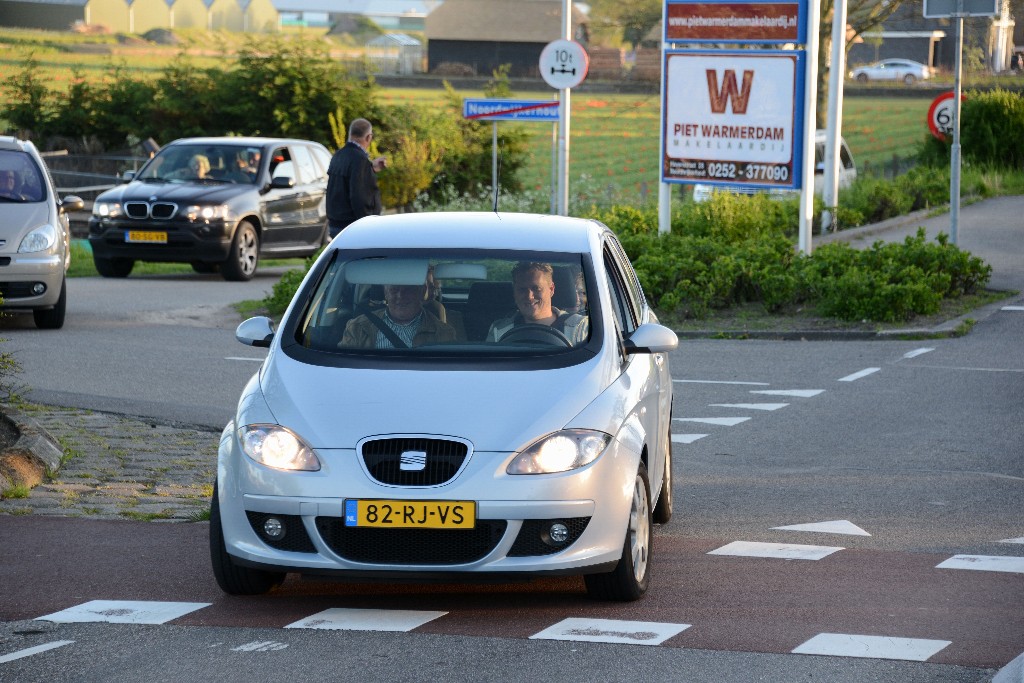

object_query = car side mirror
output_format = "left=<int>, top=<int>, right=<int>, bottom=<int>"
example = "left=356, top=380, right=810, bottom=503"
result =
left=270, top=176, right=295, bottom=189
left=60, top=195, right=85, bottom=212
left=121, top=170, right=136, bottom=183
left=236, top=316, right=275, bottom=348
left=622, top=322, right=678, bottom=355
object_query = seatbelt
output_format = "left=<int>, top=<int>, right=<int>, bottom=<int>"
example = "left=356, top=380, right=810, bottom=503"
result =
left=359, top=306, right=409, bottom=349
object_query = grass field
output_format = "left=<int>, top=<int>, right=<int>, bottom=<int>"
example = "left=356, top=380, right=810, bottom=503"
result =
left=2, top=27, right=935, bottom=204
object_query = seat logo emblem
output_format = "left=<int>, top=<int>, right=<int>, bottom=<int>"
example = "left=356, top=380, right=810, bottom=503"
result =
left=399, top=450, right=427, bottom=471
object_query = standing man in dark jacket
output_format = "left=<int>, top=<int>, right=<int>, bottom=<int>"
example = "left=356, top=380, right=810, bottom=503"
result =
left=326, top=118, right=387, bottom=238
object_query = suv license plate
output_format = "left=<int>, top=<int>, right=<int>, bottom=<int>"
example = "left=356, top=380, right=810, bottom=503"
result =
left=344, top=499, right=475, bottom=529
left=126, top=230, right=167, bottom=243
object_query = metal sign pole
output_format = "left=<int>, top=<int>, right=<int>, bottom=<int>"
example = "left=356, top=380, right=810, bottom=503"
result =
left=799, top=0, right=821, bottom=255
left=950, top=9, right=964, bottom=246
left=492, top=121, right=498, bottom=201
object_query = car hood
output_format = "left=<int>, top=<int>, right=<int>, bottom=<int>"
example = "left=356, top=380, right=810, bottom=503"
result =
left=251, top=352, right=612, bottom=452
left=98, top=180, right=253, bottom=204
left=0, top=202, right=50, bottom=249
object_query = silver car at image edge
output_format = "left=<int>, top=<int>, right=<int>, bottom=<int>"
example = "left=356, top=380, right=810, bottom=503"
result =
left=211, top=211, right=679, bottom=601
left=0, top=136, right=84, bottom=329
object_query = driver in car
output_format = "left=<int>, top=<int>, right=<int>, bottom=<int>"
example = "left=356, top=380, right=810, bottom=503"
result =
left=486, top=262, right=588, bottom=345
left=340, top=281, right=457, bottom=350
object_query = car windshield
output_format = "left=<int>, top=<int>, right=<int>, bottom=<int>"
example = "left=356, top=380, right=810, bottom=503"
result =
left=138, top=144, right=259, bottom=184
left=292, top=249, right=595, bottom=357
left=0, top=150, right=47, bottom=203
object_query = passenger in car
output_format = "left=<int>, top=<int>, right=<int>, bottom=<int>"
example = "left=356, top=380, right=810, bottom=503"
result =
left=486, top=262, right=588, bottom=344
left=0, top=169, right=23, bottom=199
left=340, top=282, right=457, bottom=350
left=167, top=154, right=212, bottom=180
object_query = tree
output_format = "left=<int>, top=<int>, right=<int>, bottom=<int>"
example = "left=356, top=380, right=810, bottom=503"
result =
left=817, top=0, right=908, bottom=128
left=587, top=0, right=662, bottom=49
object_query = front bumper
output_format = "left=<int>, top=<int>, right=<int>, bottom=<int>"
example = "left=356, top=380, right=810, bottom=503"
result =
left=89, top=218, right=233, bottom=263
left=0, top=253, right=64, bottom=308
left=216, top=426, right=638, bottom=578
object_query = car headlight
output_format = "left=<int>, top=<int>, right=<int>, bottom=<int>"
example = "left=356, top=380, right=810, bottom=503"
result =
left=238, top=425, right=320, bottom=471
left=18, top=224, right=58, bottom=253
left=183, top=204, right=232, bottom=222
left=93, top=201, right=122, bottom=219
left=507, top=429, right=611, bottom=475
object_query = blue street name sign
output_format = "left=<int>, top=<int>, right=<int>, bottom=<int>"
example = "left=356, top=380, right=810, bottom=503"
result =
left=462, top=98, right=560, bottom=122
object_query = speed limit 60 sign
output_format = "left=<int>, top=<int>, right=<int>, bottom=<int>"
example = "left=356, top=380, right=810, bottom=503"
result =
left=928, top=91, right=966, bottom=140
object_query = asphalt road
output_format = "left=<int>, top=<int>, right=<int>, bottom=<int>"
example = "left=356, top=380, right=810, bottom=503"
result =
left=1, top=199, right=1023, bottom=681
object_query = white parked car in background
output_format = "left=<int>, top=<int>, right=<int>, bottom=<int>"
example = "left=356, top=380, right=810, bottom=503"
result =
left=211, top=212, right=678, bottom=601
left=850, top=59, right=933, bottom=84
left=0, top=136, right=84, bottom=329
left=692, top=131, right=856, bottom=203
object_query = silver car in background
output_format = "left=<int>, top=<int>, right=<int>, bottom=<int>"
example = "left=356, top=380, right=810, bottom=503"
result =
left=0, top=136, right=83, bottom=329
left=850, top=59, right=933, bottom=85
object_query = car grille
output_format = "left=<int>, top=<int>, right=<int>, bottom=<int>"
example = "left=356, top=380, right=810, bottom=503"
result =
left=245, top=511, right=316, bottom=553
left=125, top=201, right=177, bottom=220
left=360, top=437, right=469, bottom=486
left=508, top=518, right=591, bottom=556
left=315, top=518, right=507, bottom=565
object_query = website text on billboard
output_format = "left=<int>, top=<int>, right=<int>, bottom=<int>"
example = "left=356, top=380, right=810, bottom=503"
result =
left=666, top=1, right=803, bottom=43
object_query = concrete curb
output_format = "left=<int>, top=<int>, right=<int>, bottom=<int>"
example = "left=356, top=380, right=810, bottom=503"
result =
left=0, top=410, right=64, bottom=491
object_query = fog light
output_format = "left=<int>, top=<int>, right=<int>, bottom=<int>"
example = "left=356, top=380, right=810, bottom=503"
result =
left=548, top=522, right=569, bottom=544
left=262, top=517, right=285, bottom=541
left=31, top=283, right=46, bottom=295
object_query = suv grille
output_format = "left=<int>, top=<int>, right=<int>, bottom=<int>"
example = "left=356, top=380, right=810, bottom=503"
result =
left=315, top=518, right=507, bottom=565
left=361, top=437, right=469, bottom=486
left=124, top=201, right=177, bottom=220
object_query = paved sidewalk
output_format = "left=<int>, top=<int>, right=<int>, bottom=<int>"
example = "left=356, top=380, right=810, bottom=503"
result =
left=0, top=404, right=217, bottom=521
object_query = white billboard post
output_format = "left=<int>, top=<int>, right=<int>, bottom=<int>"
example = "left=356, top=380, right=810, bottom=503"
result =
left=923, top=0, right=1000, bottom=246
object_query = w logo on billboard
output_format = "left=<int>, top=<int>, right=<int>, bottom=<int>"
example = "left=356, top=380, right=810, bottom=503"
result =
left=706, top=70, right=755, bottom=115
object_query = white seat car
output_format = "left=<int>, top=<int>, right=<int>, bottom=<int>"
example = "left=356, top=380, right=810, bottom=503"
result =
left=0, top=136, right=84, bottom=329
left=211, top=212, right=678, bottom=601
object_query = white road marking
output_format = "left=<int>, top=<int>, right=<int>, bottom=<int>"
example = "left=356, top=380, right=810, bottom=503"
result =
left=531, top=618, right=690, bottom=646
left=993, top=650, right=1024, bottom=683
left=999, top=537, right=1024, bottom=544
left=792, top=633, right=951, bottom=661
left=226, top=357, right=265, bottom=362
left=903, top=348, right=935, bottom=358
left=935, top=555, right=1024, bottom=574
left=751, top=389, right=824, bottom=398
left=232, top=641, right=289, bottom=652
left=773, top=520, right=871, bottom=536
left=672, top=434, right=708, bottom=444
left=1001, top=305, right=1024, bottom=311
left=0, top=640, right=75, bottom=664
left=709, top=403, right=788, bottom=411
left=36, top=600, right=210, bottom=625
left=708, top=541, right=843, bottom=561
left=286, top=608, right=447, bottom=632
left=674, top=379, right=770, bottom=385
left=673, top=417, right=751, bottom=426
left=838, top=368, right=881, bottom=382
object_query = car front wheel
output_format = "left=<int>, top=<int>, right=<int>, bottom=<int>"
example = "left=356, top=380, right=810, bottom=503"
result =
left=585, top=463, right=652, bottom=601
left=856, top=73, right=869, bottom=83
left=209, top=483, right=286, bottom=595
left=93, top=256, right=135, bottom=278
left=221, top=221, right=259, bottom=281
left=33, top=277, right=66, bottom=329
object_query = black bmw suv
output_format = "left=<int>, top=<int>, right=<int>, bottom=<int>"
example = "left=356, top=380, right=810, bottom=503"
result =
left=89, top=137, right=333, bottom=281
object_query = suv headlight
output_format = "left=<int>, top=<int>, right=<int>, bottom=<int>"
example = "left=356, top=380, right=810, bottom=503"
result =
left=238, top=425, right=320, bottom=471
left=507, top=429, right=611, bottom=474
left=18, top=224, right=58, bottom=253
left=184, top=204, right=232, bottom=222
left=93, top=201, right=122, bottom=219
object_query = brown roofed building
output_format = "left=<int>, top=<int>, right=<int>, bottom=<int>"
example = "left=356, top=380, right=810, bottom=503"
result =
left=425, top=0, right=588, bottom=78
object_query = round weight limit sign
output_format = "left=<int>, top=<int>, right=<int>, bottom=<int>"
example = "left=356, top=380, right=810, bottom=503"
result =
left=539, top=39, right=589, bottom=89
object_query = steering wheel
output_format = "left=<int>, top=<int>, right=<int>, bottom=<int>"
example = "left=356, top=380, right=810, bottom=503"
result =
left=498, top=324, right=573, bottom=348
